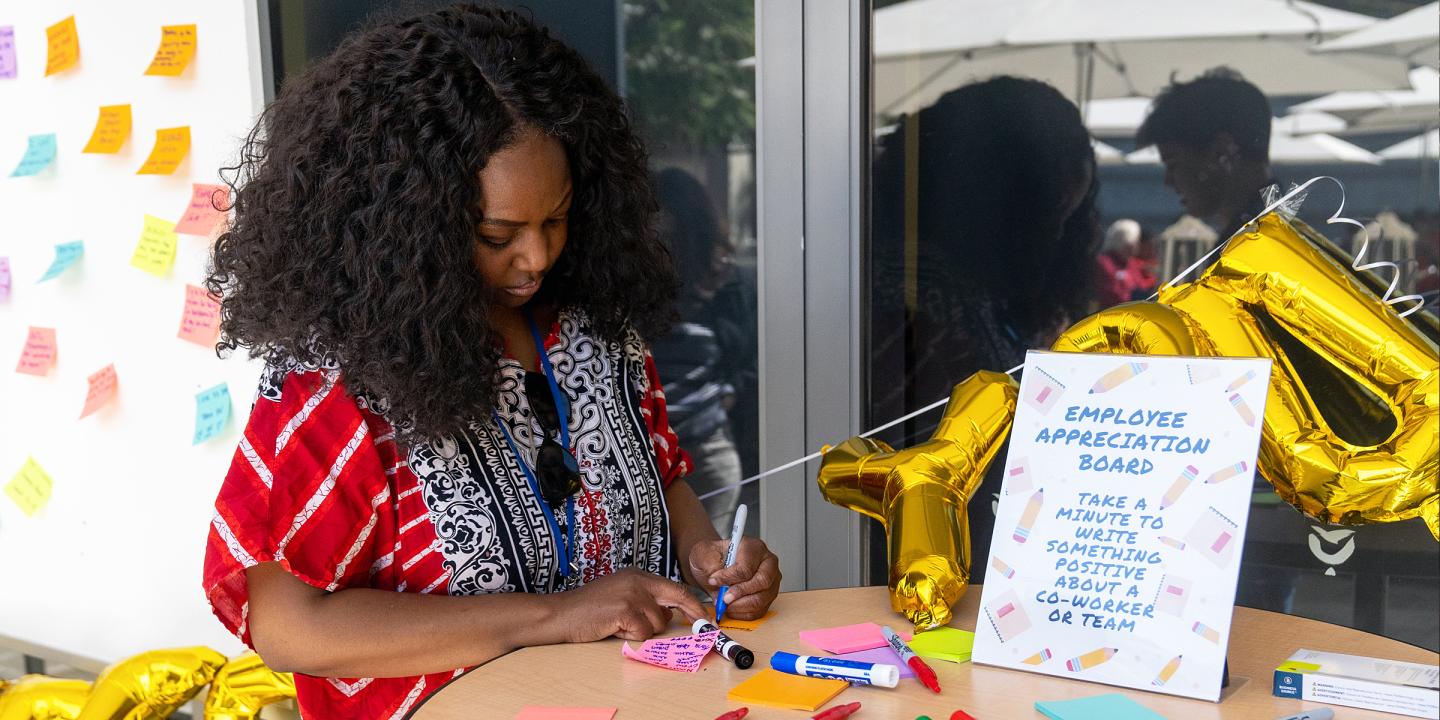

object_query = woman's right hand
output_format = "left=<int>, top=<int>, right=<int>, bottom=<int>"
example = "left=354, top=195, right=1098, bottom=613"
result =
left=551, top=567, right=707, bottom=643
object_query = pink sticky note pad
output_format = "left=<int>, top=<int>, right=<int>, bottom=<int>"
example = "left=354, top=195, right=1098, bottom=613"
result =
left=830, top=646, right=915, bottom=678
left=16, top=327, right=58, bottom=376
left=514, top=708, right=616, bottom=720
left=621, top=630, right=718, bottom=672
left=177, top=284, right=222, bottom=346
left=798, top=622, right=909, bottom=654
left=175, top=183, right=229, bottom=236
left=80, top=364, right=118, bottom=418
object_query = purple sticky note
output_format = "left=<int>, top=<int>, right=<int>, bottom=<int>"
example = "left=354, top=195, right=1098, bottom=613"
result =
left=0, top=256, right=10, bottom=301
left=829, top=646, right=914, bottom=679
left=0, top=26, right=16, bottom=79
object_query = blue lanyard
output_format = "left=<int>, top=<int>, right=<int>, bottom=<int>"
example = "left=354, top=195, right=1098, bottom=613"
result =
left=491, top=308, right=576, bottom=579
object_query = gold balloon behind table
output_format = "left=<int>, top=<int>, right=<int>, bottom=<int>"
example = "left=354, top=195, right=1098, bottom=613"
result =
left=74, top=647, right=226, bottom=720
left=817, top=371, right=1018, bottom=629
left=0, top=675, right=92, bottom=720
left=202, top=653, right=295, bottom=720
left=1056, top=213, right=1438, bottom=538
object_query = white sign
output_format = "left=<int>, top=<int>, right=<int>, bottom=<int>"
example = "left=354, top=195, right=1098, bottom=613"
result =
left=972, top=351, right=1271, bottom=702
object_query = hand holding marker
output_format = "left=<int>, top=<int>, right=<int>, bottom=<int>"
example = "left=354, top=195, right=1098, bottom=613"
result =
left=714, top=503, right=748, bottom=622
left=881, top=625, right=941, bottom=693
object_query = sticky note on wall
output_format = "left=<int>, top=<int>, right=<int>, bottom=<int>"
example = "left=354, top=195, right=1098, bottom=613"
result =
left=193, top=383, right=231, bottom=444
left=175, top=183, right=229, bottom=236
left=178, top=284, right=222, bottom=346
left=144, top=24, right=196, bottom=76
left=83, top=104, right=132, bottom=154
left=1, top=26, right=17, bottom=79
left=80, top=364, right=118, bottom=418
left=45, top=16, right=80, bottom=76
left=10, top=134, right=57, bottom=177
left=15, top=327, right=58, bottom=376
left=137, top=126, right=190, bottom=175
left=130, top=215, right=178, bottom=276
left=0, top=256, right=11, bottom=302
left=5, top=457, right=54, bottom=517
left=38, top=241, right=83, bottom=282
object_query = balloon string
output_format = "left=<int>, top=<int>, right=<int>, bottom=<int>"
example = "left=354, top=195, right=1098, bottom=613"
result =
left=696, top=177, right=1425, bottom=502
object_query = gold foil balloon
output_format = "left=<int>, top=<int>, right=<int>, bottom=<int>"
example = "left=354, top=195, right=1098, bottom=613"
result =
left=202, top=653, right=295, bottom=720
left=0, top=675, right=91, bottom=720
left=818, top=371, right=1018, bottom=629
left=75, top=647, right=226, bottom=720
left=1056, top=212, right=1438, bottom=538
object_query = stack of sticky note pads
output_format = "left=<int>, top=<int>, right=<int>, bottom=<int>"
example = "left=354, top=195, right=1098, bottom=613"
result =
left=1273, top=649, right=1439, bottom=718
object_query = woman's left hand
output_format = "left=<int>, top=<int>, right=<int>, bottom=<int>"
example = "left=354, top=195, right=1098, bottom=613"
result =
left=688, top=536, right=781, bottom=620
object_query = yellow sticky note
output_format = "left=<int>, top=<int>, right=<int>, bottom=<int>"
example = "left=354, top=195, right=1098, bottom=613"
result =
left=726, top=668, right=847, bottom=711
left=144, top=24, right=196, bottom=76
left=6, top=457, right=54, bottom=517
left=1277, top=661, right=1322, bottom=673
left=130, top=215, right=178, bottom=276
left=136, top=126, right=190, bottom=175
left=82, top=104, right=132, bottom=154
left=907, top=626, right=975, bottom=663
left=719, top=611, right=776, bottom=631
left=45, top=16, right=80, bottom=76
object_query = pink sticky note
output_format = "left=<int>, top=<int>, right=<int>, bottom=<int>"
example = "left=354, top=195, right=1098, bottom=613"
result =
left=514, top=708, right=616, bottom=720
left=80, top=364, right=118, bottom=418
left=620, top=630, right=718, bottom=673
left=15, top=327, right=57, bottom=376
left=798, top=622, right=908, bottom=654
left=175, top=183, right=229, bottom=236
left=177, top=284, right=222, bottom=346
left=830, top=646, right=915, bottom=678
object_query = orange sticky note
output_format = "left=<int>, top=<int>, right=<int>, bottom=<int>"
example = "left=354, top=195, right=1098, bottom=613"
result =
left=144, top=24, right=196, bottom=76
left=45, top=16, right=79, bottom=76
left=174, top=183, right=229, bottom=236
left=719, top=610, right=776, bottom=631
left=5, top=457, right=54, bottom=517
left=80, top=363, right=118, bottom=418
left=82, top=104, right=132, bottom=153
left=15, top=327, right=58, bottom=376
left=513, top=708, right=616, bottom=720
left=177, top=283, right=222, bottom=346
left=726, top=668, right=848, bottom=711
left=136, top=126, right=190, bottom=175
left=130, top=215, right=178, bottom=276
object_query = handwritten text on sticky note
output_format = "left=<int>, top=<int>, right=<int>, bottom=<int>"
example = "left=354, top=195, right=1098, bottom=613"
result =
left=144, top=24, right=196, bottom=76
left=0, top=256, right=11, bottom=302
left=178, top=284, right=222, bottom=346
left=137, top=126, right=190, bottom=175
left=83, top=104, right=132, bottom=153
left=1, top=26, right=17, bottom=79
left=5, top=457, right=54, bottom=517
left=15, top=327, right=58, bottom=376
left=10, top=133, right=57, bottom=177
left=175, top=183, right=229, bottom=236
left=130, top=215, right=178, bottom=276
left=45, top=16, right=79, bottom=76
left=620, top=630, right=718, bottom=672
left=193, top=383, right=231, bottom=444
left=38, top=241, right=83, bottom=282
left=80, top=364, right=118, bottom=418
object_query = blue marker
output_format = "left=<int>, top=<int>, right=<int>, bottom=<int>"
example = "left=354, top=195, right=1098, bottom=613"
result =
left=714, top=503, right=748, bottom=622
left=771, top=651, right=900, bottom=688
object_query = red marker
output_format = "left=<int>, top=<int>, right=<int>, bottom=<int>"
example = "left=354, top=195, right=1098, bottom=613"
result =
left=812, top=702, right=862, bottom=720
left=881, top=625, right=942, bottom=694
left=949, top=710, right=976, bottom=720
left=713, top=709, right=749, bottom=720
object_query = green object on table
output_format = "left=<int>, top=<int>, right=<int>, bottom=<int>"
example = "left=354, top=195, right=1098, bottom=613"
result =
left=907, top=627, right=975, bottom=663
left=916, top=716, right=933, bottom=720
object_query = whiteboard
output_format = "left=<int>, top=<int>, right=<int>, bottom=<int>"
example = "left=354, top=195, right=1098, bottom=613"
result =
left=0, top=1, right=266, bottom=662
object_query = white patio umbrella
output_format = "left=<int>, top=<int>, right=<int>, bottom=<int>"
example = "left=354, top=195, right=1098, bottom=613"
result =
left=1286, top=66, right=1440, bottom=134
left=1092, top=138, right=1127, bottom=165
left=1314, top=1, right=1439, bottom=66
left=1125, top=123, right=1383, bottom=164
left=1378, top=128, right=1440, bottom=159
left=1086, top=98, right=1346, bottom=139
left=875, top=0, right=1410, bottom=117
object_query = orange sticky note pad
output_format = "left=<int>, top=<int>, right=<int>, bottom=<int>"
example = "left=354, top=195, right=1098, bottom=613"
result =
left=178, top=284, right=222, bottom=346
left=719, top=610, right=776, bottom=631
left=15, top=326, right=58, bottom=376
left=5, top=457, right=54, bottom=517
left=130, top=215, right=178, bottom=276
left=45, top=15, right=80, bottom=76
left=137, top=126, right=190, bottom=175
left=83, top=104, right=132, bottom=154
left=144, top=24, right=196, bottom=76
left=513, top=708, right=616, bottom=720
left=174, top=183, right=229, bottom=236
left=726, top=668, right=848, bottom=711
left=80, top=363, right=118, bottom=418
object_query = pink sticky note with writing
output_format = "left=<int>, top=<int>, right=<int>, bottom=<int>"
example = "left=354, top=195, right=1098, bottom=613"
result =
left=621, top=630, right=718, bottom=673
left=175, top=183, right=229, bottom=236
left=830, top=646, right=915, bottom=678
left=80, top=364, right=118, bottom=418
left=15, top=327, right=58, bottom=376
left=177, top=284, right=222, bottom=346
left=514, top=708, right=616, bottom=720
left=798, top=622, right=909, bottom=654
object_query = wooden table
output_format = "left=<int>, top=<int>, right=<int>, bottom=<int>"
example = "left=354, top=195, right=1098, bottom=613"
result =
left=411, top=585, right=1439, bottom=719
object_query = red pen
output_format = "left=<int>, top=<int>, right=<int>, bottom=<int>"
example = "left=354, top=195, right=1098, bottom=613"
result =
left=812, top=701, right=862, bottom=720
left=712, top=708, right=749, bottom=720
left=949, top=710, right=977, bottom=720
left=881, top=625, right=942, bottom=694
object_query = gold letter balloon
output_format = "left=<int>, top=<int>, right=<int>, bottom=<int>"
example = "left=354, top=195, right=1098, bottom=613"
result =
left=0, top=676, right=91, bottom=720
left=202, top=653, right=296, bottom=720
left=75, top=647, right=226, bottom=720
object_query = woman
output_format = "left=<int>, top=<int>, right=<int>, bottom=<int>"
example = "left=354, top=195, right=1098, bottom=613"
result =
left=201, top=6, right=780, bottom=718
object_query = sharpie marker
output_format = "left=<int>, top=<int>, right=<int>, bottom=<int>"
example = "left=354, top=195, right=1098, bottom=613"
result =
left=882, top=625, right=941, bottom=693
left=772, top=651, right=899, bottom=688
left=1273, top=710, right=1332, bottom=720
left=692, top=619, right=755, bottom=669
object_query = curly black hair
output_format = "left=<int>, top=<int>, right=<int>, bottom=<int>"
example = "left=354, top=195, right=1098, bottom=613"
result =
left=207, top=3, right=677, bottom=441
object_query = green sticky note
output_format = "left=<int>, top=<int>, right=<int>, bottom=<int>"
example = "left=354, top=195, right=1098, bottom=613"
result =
left=907, top=626, right=974, bottom=663
left=1035, top=694, right=1167, bottom=720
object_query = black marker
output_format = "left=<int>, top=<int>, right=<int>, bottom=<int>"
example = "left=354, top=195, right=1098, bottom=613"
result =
left=691, top=619, right=754, bottom=669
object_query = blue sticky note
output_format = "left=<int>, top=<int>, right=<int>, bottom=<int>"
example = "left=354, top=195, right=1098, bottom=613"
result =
left=11, top=133, right=57, bottom=177
left=193, top=383, right=232, bottom=444
left=1035, top=694, right=1167, bottom=720
left=38, top=241, right=83, bottom=282
left=0, top=26, right=17, bottom=79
